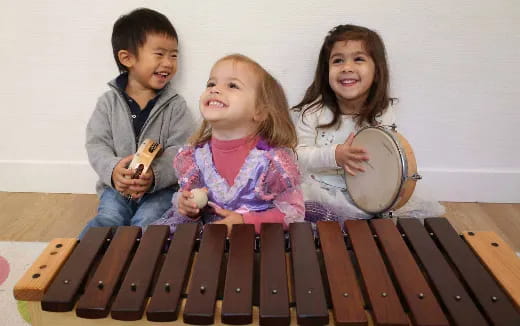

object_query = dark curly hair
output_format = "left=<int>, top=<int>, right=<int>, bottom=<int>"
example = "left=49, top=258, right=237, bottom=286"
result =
left=293, top=24, right=396, bottom=128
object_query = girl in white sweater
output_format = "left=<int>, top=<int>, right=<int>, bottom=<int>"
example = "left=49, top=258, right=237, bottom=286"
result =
left=293, top=24, right=443, bottom=224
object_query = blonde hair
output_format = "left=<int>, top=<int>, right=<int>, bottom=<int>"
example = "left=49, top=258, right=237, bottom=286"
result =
left=190, top=54, right=297, bottom=149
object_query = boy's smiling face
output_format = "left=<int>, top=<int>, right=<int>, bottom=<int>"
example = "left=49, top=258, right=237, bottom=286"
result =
left=120, top=33, right=178, bottom=91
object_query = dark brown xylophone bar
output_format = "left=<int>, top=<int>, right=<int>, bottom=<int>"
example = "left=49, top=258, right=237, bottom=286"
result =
left=146, top=223, right=199, bottom=322
left=316, top=221, right=367, bottom=326
left=259, top=223, right=290, bottom=326
left=41, top=226, right=112, bottom=312
left=221, top=224, right=256, bottom=325
left=424, top=217, right=520, bottom=326
left=110, top=225, right=170, bottom=321
left=76, top=226, right=141, bottom=318
left=289, top=222, right=329, bottom=326
left=183, top=223, right=227, bottom=325
left=397, top=218, right=488, bottom=326
left=344, top=220, right=408, bottom=326
left=370, top=219, right=449, bottom=326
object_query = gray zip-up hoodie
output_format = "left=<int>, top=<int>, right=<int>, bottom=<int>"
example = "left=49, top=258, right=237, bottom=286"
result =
left=86, top=78, right=194, bottom=197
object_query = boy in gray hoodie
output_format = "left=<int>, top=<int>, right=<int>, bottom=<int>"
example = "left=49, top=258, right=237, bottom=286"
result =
left=80, top=8, right=193, bottom=237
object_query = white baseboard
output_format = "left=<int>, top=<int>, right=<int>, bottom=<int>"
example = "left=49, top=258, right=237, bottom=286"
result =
left=417, top=168, right=520, bottom=203
left=0, top=161, right=519, bottom=203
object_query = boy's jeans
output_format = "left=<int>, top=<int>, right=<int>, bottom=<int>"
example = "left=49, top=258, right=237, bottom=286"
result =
left=79, top=187, right=175, bottom=239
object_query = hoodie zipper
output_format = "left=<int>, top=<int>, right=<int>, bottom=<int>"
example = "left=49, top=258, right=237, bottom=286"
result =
left=110, top=84, right=177, bottom=149
left=136, top=94, right=177, bottom=146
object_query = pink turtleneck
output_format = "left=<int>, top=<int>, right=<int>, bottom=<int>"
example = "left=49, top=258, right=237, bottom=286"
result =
left=210, top=136, right=285, bottom=232
left=211, top=136, right=258, bottom=186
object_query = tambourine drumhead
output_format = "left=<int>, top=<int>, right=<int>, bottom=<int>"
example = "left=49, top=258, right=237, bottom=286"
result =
left=345, top=127, right=417, bottom=214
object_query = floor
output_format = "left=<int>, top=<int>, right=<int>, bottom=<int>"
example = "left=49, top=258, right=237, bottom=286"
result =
left=0, top=192, right=519, bottom=252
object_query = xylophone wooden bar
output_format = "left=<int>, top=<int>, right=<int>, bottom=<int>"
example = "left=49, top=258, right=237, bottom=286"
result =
left=344, top=220, right=408, bottom=326
left=397, top=218, right=488, bottom=326
left=259, top=223, right=290, bottom=326
left=424, top=218, right=520, bottom=325
left=146, top=223, right=199, bottom=322
left=76, top=226, right=141, bottom=319
left=289, top=222, right=329, bottom=325
left=41, top=227, right=112, bottom=312
left=317, top=221, right=367, bottom=326
left=370, top=219, right=449, bottom=326
left=461, top=230, right=520, bottom=309
left=110, top=225, right=169, bottom=321
left=183, top=223, right=227, bottom=325
left=13, top=238, right=77, bottom=301
left=221, top=224, right=256, bottom=325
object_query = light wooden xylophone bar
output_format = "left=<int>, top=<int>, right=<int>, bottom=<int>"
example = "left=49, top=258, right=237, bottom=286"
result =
left=13, top=238, right=78, bottom=301
left=460, top=229, right=520, bottom=310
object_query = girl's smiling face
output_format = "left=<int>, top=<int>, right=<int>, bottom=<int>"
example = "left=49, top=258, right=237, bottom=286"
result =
left=200, top=60, right=262, bottom=140
left=328, top=40, right=376, bottom=114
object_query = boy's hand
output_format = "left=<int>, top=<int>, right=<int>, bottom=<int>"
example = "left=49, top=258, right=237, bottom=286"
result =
left=126, top=168, right=155, bottom=200
left=210, top=203, right=244, bottom=236
left=335, top=132, right=369, bottom=176
left=112, top=155, right=135, bottom=192
left=178, top=190, right=202, bottom=218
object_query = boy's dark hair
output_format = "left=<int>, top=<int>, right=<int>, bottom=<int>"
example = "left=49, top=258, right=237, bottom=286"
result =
left=293, top=24, right=396, bottom=128
left=111, top=8, right=178, bottom=73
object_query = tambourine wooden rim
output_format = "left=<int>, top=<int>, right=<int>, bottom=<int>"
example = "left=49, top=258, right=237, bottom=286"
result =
left=345, top=125, right=420, bottom=214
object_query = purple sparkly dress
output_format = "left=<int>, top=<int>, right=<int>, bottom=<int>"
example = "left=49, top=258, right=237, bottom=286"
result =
left=153, top=139, right=305, bottom=234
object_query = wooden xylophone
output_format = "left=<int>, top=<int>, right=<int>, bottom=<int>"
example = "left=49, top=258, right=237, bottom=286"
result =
left=13, top=218, right=520, bottom=325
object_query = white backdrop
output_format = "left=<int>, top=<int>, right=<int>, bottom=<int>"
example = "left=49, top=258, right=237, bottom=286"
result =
left=0, top=0, right=519, bottom=202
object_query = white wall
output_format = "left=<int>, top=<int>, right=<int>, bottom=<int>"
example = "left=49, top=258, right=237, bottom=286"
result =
left=0, top=0, right=519, bottom=202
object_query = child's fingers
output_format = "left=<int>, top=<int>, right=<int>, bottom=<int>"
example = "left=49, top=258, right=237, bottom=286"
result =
left=139, top=169, right=154, bottom=181
left=114, top=158, right=134, bottom=176
left=128, top=184, right=150, bottom=193
left=131, top=177, right=152, bottom=188
left=213, top=219, right=232, bottom=236
left=179, top=204, right=199, bottom=216
left=114, top=183, right=128, bottom=192
left=348, top=146, right=367, bottom=154
left=119, top=155, right=134, bottom=167
left=346, top=161, right=366, bottom=174
left=344, top=165, right=356, bottom=176
left=180, top=199, right=198, bottom=210
left=114, top=176, right=131, bottom=190
left=207, top=201, right=223, bottom=212
left=347, top=153, right=369, bottom=161
left=179, top=195, right=199, bottom=217
left=344, top=132, right=355, bottom=146
left=182, top=190, right=194, bottom=200
left=206, top=201, right=219, bottom=214
left=209, top=203, right=230, bottom=218
left=114, top=184, right=126, bottom=192
left=115, top=172, right=134, bottom=185
left=212, top=206, right=225, bottom=217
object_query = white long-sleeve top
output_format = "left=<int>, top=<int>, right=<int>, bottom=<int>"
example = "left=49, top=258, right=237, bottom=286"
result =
left=293, top=105, right=396, bottom=190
